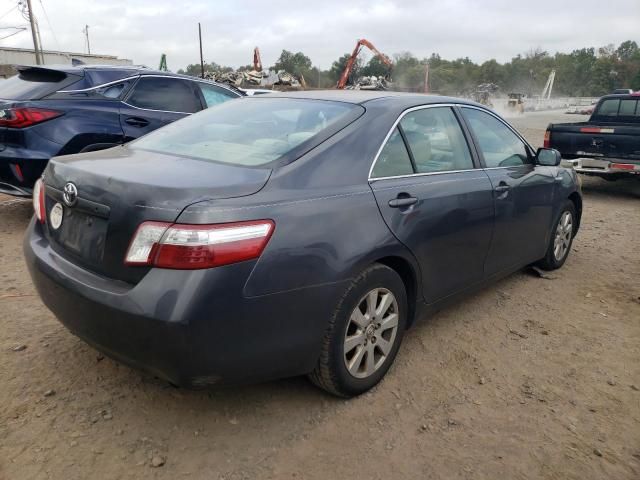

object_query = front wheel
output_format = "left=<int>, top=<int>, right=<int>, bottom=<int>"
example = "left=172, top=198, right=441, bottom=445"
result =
left=309, top=264, right=407, bottom=397
left=537, top=201, right=576, bottom=270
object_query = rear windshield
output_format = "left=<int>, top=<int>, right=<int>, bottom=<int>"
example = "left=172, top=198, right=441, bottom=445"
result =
left=131, top=98, right=363, bottom=167
left=0, top=68, right=81, bottom=100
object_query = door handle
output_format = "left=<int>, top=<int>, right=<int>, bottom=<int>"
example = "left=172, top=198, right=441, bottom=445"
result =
left=124, top=117, right=150, bottom=127
left=494, top=183, right=510, bottom=193
left=388, top=196, right=418, bottom=208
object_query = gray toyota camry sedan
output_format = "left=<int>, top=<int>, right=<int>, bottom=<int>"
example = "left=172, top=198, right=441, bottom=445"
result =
left=24, top=91, right=582, bottom=397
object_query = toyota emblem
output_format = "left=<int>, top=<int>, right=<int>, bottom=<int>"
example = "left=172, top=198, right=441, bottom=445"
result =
left=63, top=182, right=78, bottom=207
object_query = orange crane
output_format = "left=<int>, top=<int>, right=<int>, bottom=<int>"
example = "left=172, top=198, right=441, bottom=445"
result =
left=253, top=47, right=262, bottom=72
left=337, top=39, right=393, bottom=89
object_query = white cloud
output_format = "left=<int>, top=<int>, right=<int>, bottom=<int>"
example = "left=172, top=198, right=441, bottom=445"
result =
left=2, top=0, right=638, bottom=70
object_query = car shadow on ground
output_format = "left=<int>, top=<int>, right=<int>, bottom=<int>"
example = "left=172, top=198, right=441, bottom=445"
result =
left=34, top=265, right=522, bottom=406
left=579, top=176, right=640, bottom=199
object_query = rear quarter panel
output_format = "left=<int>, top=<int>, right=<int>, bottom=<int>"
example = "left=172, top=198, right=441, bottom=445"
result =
left=176, top=105, right=422, bottom=299
left=27, top=99, right=125, bottom=155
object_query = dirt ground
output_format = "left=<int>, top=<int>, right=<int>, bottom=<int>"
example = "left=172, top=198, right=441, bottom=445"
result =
left=1, top=111, right=639, bottom=480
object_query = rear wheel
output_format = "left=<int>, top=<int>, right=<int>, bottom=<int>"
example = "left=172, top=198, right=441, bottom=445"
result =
left=309, top=264, right=407, bottom=397
left=537, top=201, right=576, bottom=270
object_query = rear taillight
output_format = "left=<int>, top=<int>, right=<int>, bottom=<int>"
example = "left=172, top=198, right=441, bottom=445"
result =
left=32, top=178, right=46, bottom=224
left=579, top=127, right=615, bottom=134
left=543, top=129, right=551, bottom=148
left=0, top=107, right=62, bottom=128
left=124, top=220, right=275, bottom=269
left=611, top=163, right=636, bottom=171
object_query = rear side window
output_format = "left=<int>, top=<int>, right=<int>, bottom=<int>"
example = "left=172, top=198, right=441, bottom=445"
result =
left=198, top=83, right=236, bottom=107
left=126, top=77, right=202, bottom=113
left=0, top=68, right=81, bottom=100
left=462, top=108, right=530, bottom=167
left=371, top=128, right=413, bottom=178
left=400, top=107, right=473, bottom=173
left=619, top=99, right=638, bottom=116
left=598, top=99, right=620, bottom=116
left=95, top=80, right=132, bottom=99
left=131, top=98, right=362, bottom=167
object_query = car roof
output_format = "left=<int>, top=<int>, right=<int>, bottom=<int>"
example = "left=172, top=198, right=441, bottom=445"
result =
left=15, top=64, right=243, bottom=94
left=597, top=93, right=640, bottom=102
left=17, top=63, right=148, bottom=75
left=252, top=89, right=483, bottom=108
left=19, top=64, right=210, bottom=80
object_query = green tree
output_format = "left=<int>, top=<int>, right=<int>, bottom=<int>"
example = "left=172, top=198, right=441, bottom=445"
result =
left=273, top=50, right=312, bottom=76
left=174, top=40, right=640, bottom=96
left=361, top=55, right=392, bottom=78
left=179, top=62, right=233, bottom=77
left=616, top=40, right=639, bottom=61
left=391, top=52, right=427, bottom=91
left=478, top=59, right=504, bottom=85
left=329, top=53, right=362, bottom=84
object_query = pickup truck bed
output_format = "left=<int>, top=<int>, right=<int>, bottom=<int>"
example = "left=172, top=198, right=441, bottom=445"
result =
left=546, top=94, right=640, bottom=179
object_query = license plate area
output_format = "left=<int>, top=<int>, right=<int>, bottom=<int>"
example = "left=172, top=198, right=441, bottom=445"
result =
left=51, top=206, right=108, bottom=264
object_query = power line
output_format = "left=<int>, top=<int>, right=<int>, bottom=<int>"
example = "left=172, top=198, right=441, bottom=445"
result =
left=0, top=4, right=19, bottom=21
left=38, top=0, right=60, bottom=50
left=0, top=27, right=26, bottom=40
left=18, top=1, right=30, bottom=22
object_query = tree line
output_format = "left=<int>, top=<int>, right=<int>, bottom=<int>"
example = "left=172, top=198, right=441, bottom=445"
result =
left=178, top=40, right=640, bottom=96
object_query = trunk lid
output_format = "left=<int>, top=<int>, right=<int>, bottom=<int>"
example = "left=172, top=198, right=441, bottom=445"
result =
left=42, top=146, right=271, bottom=283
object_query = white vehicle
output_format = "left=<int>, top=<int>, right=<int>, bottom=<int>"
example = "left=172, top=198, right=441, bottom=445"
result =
left=240, top=88, right=273, bottom=96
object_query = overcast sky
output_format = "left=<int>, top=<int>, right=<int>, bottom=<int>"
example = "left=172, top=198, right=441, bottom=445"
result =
left=1, top=0, right=639, bottom=71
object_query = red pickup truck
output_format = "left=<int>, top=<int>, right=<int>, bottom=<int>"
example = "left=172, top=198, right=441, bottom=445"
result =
left=545, top=93, right=640, bottom=180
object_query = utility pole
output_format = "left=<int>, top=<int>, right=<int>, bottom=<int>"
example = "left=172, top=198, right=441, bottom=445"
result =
left=198, top=23, right=204, bottom=78
left=25, top=0, right=42, bottom=65
left=35, top=19, right=44, bottom=64
left=423, top=62, right=430, bottom=94
left=83, top=25, right=91, bottom=54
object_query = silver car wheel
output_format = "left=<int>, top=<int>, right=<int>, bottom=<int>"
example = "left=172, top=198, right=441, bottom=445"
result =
left=343, top=288, right=399, bottom=379
left=553, top=210, right=573, bottom=261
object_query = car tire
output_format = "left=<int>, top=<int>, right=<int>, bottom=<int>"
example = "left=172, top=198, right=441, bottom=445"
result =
left=536, top=201, right=577, bottom=271
left=309, top=263, right=407, bottom=397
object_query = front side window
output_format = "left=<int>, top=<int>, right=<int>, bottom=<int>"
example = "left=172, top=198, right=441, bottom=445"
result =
left=400, top=107, right=474, bottom=173
left=198, top=83, right=236, bottom=107
left=126, top=77, right=202, bottom=113
left=461, top=108, right=530, bottom=167
left=370, top=127, right=414, bottom=178
left=131, top=98, right=362, bottom=167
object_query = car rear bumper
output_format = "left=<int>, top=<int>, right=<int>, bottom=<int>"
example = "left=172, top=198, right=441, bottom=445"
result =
left=24, top=218, right=345, bottom=387
left=0, top=148, right=50, bottom=195
left=566, top=157, right=640, bottom=176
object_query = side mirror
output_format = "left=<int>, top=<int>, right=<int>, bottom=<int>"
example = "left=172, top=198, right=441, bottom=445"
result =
left=536, top=147, right=561, bottom=166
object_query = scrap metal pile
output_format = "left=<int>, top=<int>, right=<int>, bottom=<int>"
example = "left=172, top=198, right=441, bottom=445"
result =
left=204, top=69, right=302, bottom=88
left=346, top=75, right=390, bottom=90
left=337, top=39, right=393, bottom=90
left=202, top=47, right=303, bottom=88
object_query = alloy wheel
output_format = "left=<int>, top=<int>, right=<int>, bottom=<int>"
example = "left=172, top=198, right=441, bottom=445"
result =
left=343, top=288, right=399, bottom=379
left=553, top=210, right=573, bottom=261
